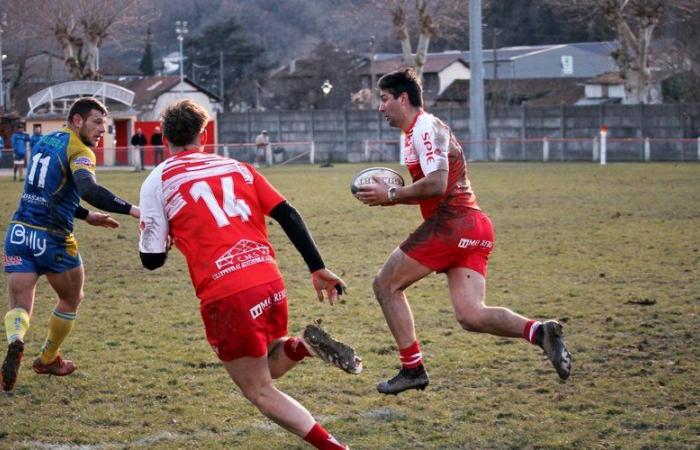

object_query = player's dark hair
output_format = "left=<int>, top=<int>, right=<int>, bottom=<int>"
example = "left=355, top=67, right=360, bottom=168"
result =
left=377, top=68, right=423, bottom=107
left=67, top=97, right=108, bottom=123
left=161, top=99, right=210, bottom=147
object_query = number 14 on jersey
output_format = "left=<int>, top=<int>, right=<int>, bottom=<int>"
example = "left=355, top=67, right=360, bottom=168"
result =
left=190, top=177, right=251, bottom=227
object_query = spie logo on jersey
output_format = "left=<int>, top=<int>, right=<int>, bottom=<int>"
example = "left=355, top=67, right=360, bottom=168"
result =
left=73, top=156, right=95, bottom=168
left=421, top=132, right=441, bottom=164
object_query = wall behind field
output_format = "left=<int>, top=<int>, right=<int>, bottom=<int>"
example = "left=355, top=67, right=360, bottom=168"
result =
left=218, top=104, right=700, bottom=162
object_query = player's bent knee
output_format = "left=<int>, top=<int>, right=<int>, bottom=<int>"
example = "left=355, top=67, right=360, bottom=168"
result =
left=372, top=275, right=399, bottom=304
left=61, top=291, right=85, bottom=310
left=242, top=384, right=277, bottom=412
left=456, top=311, right=487, bottom=332
left=372, top=276, right=384, bottom=302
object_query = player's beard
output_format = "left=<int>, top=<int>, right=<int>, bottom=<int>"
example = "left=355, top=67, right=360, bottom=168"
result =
left=78, top=125, right=99, bottom=148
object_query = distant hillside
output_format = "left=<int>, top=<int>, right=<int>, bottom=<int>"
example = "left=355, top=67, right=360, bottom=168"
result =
left=103, top=0, right=611, bottom=75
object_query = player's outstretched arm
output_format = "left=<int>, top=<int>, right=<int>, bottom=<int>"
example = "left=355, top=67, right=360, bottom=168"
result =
left=269, top=200, right=346, bottom=304
left=73, top=169, right=136, bottom=217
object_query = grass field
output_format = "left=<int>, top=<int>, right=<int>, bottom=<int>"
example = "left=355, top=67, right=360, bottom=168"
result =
left=0, top=162, right=698, bottom=450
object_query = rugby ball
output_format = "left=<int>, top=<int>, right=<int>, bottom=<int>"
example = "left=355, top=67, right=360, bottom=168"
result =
left=350, top=167, right=405, bottom=195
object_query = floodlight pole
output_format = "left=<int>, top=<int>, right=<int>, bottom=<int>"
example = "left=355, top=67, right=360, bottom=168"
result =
left=175, top=20, right=188, bottom=97
left=370, top=35, right=377, bottom=108
left=219, top=51, right=224, bottom=104
left=0, top=13, right=6, bottom=110
left=469, top=0, right=487, bottom=160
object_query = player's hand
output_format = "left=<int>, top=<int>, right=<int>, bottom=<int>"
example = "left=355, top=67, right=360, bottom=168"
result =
left=85, top=211, right=120, bottom=228
left=129, top=205, right=141, bottom=219
left=311, top=268, right=347, bottom=306
left=356, top=176, right=391, bottom=207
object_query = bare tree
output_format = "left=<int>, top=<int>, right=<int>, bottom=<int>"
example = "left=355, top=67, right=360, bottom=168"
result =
left=544, top=0, right=698, bottom=104
left=7, top=0, right=152, bottom=80
left=350, top=0, right=468, bottom=79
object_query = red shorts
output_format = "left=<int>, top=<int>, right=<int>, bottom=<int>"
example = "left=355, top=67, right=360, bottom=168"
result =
left=400, top=208, right=494, bottom=276
left=200, top=278, right=288, bottom=361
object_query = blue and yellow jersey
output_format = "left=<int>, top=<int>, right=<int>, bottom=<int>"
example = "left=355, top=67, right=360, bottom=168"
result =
left=11, top=128, right=96, bottom=235
left=11, top=131, right=30, bottom=157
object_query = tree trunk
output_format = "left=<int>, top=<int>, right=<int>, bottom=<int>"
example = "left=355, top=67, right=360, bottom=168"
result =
left=55, top=32, right=84, bottom=80
left=414, top=0, right=436, bottom=79
left=604, top=0, right=661, bottom=104
left=82, top=39, right=100, bottom=80
left=392, top=2, right=416, bottom=67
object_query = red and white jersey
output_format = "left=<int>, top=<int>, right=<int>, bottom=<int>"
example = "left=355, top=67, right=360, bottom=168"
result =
left=403, top=111, right=479, bottom=218
left=139, top=150, right=285, bottom=305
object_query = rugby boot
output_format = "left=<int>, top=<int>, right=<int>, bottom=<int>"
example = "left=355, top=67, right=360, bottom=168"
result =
left=539, top=320, right=572, bottom=380
left=377, top=364, right=429, bottom=395
left=303, top=324, right=363, bottom=374
left=32, top=355, right=76, bottom=377
left=1, top=340, right=25, bottom=391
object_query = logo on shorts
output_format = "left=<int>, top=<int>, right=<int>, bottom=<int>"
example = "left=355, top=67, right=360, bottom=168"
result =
left=458, top=238, right=493, bottom=249
left=9, top=224, right=47, bottom=256
left=249, top=289, right=287, bottom=320
left=212, top=239, right=272, bottom=280
left=3, top=255, right=23, bottom=267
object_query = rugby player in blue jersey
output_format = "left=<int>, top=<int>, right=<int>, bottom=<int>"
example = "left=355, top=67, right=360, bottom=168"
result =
left=10, top=124, right=30, bottom=182
left=1, top=97, right=140, bottom=391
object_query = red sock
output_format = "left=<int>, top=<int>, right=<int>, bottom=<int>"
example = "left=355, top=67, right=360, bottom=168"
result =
left=399, top=341, right=423, bottom=369
left=283, top=337, right=311, bottom=361
left=303, top=423, right=347, bottom=450
left=523, top=320, right=541, bottom=345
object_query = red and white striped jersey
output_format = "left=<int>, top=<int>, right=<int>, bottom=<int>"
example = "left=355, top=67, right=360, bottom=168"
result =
left=139, top=150, right=285, bottom=305
left=402, top=111, right=479, bottom=218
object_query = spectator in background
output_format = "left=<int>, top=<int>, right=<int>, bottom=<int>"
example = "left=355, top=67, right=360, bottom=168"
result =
left=130, top=128, right=147, bottom=171
left=151, top=126, right=164, bottom=166
left=11, top=125, right=30, bottom=182
left=0, top=134, right=5, bottom=168
left=30, top=124, right=43, bottom=151
left=254, top=130, right=271, bottom=168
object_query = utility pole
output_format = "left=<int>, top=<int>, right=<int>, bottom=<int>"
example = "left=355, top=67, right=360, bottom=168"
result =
left=219, top=51, right=224, bottom=108
left=370, top=35, right=377, bottom=108
left=175, top=20, right=188, bottom=97
left=491, top=27, right=500, bottom=81
left=469, top=0, right=487, bottom=160
left=0, top=13, right=6, bottom=110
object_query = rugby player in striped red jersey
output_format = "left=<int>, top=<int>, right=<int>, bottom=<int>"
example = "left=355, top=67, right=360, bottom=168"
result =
left=138, top=99, right=359, bottom=449
left=356, top=68, right=572, bottom=395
